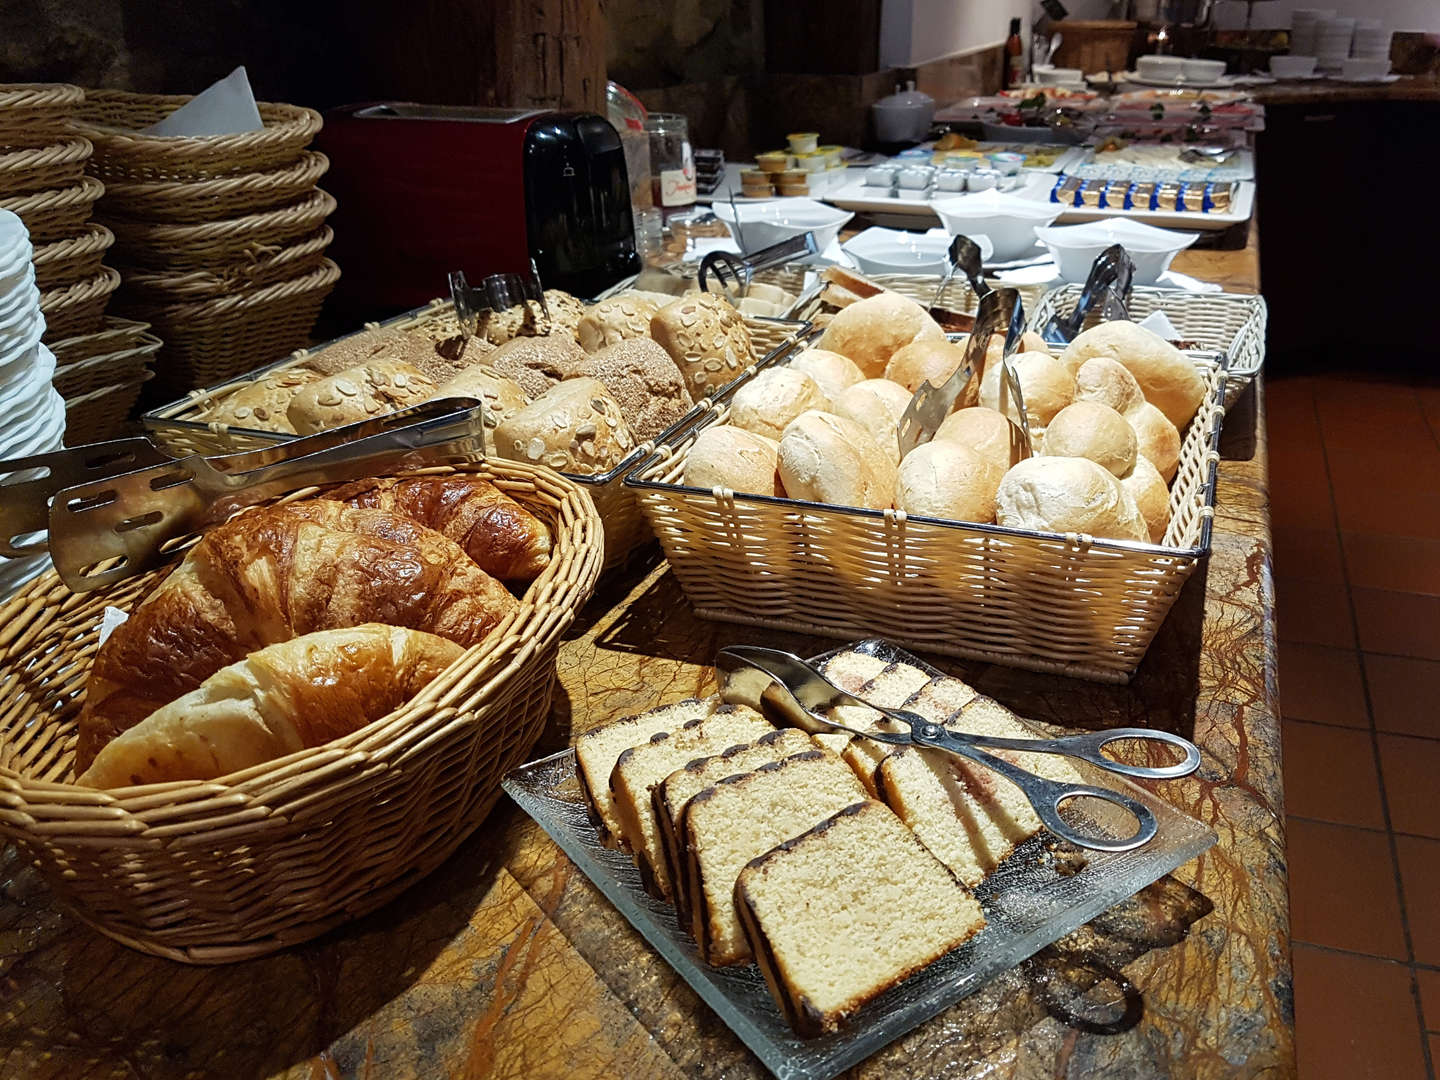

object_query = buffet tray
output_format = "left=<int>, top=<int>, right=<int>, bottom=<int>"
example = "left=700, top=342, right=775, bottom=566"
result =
left=502, top=638, right=1217, bottom=1080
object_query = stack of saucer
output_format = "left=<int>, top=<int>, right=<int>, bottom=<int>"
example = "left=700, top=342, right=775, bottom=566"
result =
left=1351, top=19, right=1393, bottom=61
left=1315, top=16, right=1356, bottom=73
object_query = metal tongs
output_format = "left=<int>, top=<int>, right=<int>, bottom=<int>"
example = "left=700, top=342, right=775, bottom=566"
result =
left=698, top=232, right=819, bottom=298
left=715, top=646, right=1202, bottom=852
left=1040, top=244, right=1136, bottom=347
left=450, top=261, right=551, bottom=337
left=929, top=234, right=990, bottom=314
left=0, top=397, right=488, bottom=592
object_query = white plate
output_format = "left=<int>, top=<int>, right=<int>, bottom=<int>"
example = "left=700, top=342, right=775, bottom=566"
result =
left=985, top=240, right=1052, bottom=270
left=0, top=390, right=65, bottom=459
left=1120, top=73, right=1246, bottom=90
left=841, top=227, right=994, bottom=275
left=1325, top=73, right=1401, bottom=83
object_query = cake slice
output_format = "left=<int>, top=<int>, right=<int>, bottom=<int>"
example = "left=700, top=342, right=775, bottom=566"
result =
left=810, top=650, right=890, bottom=755
left=735, top=799, right=986, bottom=1037
left=575, top=698, right=716, bottom=848
left=831, top=661, right=935, bottom=794
left=610, top=704, right=775, bottom=899
left=683, top=747, right=868, bottom=965
left=842, top=673, right=979, bottom=793
left=654, top=728, right=817, bottom=924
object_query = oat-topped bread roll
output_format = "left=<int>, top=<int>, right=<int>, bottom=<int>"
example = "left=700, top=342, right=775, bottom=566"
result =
left=650, top=292, right=753, bottom=399
left=1059, top=320, right=1204, bottom=429
left=1042, top=401, right=1138, bottom=478
left=995, top=456, right=1148, bottom=542
left=575, top=295, right=661, bottom=353
left=486, top=333, right=589, bottom=399
left=572, top=337, right=694, bottom=441
left=431, top=363, right=531, bottom=449
left=786, top=348, right=864, bottom=402
left=729, top=367, right=830, bottom=441
left=683, top=427, right=781, bottom=496
left=474, top=290, right=586, bottom=344
left=777, top=410, right=896, bottom=511
left=287, top=360, right=438, bottom=435
left=816, top=292, right=947, bottom=378
left=933, top=406, right=1020, bottom=474
left=202, top=367, right=321, bottom=434
left=493, top=377, right=636, bottom=474
left=543, top=289, right=587, bottom=334
left=77, top=625, right=463, bottom=788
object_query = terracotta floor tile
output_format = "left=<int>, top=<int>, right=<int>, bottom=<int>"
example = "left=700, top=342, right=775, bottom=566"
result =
left=1396, top=835, right=1440, bottom=966
left=1276, top=578, right=1357, bottom=650
left=1270, top=473, right=1337, bottom=531
left=1283, top=720, right=1385, bottom=827
left=1417, top=967, right=1440, bottom=1032
left=1334, top=485, right=1440, bottom=542
left=1343, top=533, right=1440, bottom=597
left=1353, top=589, right=1440, bottom=661
left=1273, top=525, right=1346, bottom=584
left=1279, top=641, right=1368, bottom=728
left=1288, top=817, right=1408, bottom=959
left=1366, top=654, right=1440, bottom=739
left=1291, top=945, right=1428, bottom=1080
left=1378, top=735, right=1440, bottom=839
left=1329, top=449, right=1440, bottom=499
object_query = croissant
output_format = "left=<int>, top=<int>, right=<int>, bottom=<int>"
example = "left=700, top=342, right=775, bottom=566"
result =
left=324, top=474, right=551, bottom=582
left=75, top=501, right=518, bottom=773
left=77, top=625, right=463, bottom=787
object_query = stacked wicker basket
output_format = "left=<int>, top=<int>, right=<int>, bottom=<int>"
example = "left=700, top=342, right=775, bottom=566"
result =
left=73, top=90, right=338, bottom=398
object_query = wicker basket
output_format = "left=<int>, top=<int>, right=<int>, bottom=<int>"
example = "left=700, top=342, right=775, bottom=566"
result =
left=1051, top=20, right=1138, bottom=75
left=0, top=135, right=93, bottom=197
left=53, top=331, right=162, bottom=398
left=47, top=315, right=152, bottom=367
left=32, top=222, right=115, bottom=292
left=0, top=83, right=85, bottom=149
left=101, top=187, right=335, bottom=272
left=626, top=352, right=1229, bottom=683
left=98, top=150, right=330, bottom=223
left=40, top=265, right=121, bottom=342
left=74, top=91, right=323, bottom=182
left=790, top=272, right=1051, bottom=325
left=62, top=371, right=154, bottom=442
left=117, top=226, right=332, bottom=302
left=1, top=175, right=105, bottom=244
left=0, top=458, right=603, bottom=962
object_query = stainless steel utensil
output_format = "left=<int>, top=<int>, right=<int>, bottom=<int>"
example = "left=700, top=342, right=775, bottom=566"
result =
left=929, top=234, right=989, bottom=315
left=716, top=645, right=1201, bottom=851
left=697, top=232, right=819, bottom=297
left=1039, top=244, right=1136, bottom=346
left=450, top=260, right=552, bottom=336
left=1178, top=145, right=1237, bottom=165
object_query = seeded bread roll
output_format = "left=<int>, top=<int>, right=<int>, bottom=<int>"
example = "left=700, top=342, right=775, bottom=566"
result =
left=896, top=441, right=1002, bottom=524
left=1127, top=401, right=1181, bottom=483
left=543, top=289, right=588, bottom=335
left=933, top=406, right=1018, bottom=474
left=431, top=365, right=531, bottom=451
left=831, top=378, right=912, bottom=464
left=486, top=334, right=590, bottom=400
left=1073, top=356, right=1145, bottom=416
left=1059, top=320, right=1203, bottom=429
left=203, top=368, right=320, bottom=434
left=575, top=295, right=661, bottom=353
left=778, top=410, right=896, bottom=510
left=816, top=292, right=947, bottom=378
left=306, top=327, right=445, bottom=379
left=650, top=293, right=753, bottom=399
left=286, top=360, right=438, bottom=435
left=573, top=337, right=694, bottom=441
left=1121, top=455, right=1170, bottom=543
left=1042, top=401, right=1138, bottom=477
left=730, top=367, right=830, bottom=441
left=995, top=456, right=1148, bottom=542
left=883, top=338, right=968, bottom=393
left=475, top=290, right=585, bottom=345
left=786, top=349, right=865, bottom=402
left=682, top=427, right=782, bottom=496
left=493, top=377, right=636, bottom=475
left=978, top=351, right=1076, bottom=433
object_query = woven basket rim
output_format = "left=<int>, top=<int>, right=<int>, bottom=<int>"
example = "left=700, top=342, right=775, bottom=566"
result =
left=0, top=173, right=104, bottom=214
left=63, top=369, right=156, bottom=409
left=0, top=133, right=92, bottom=172
left=39, top=264, right=122, bottom=310
left=122, top=257, right=339, bottom=318
left=0, top=83, right=85, bottom=111
left=74, top=92, right=321, bottom=169
left=118, top=225, right=332, bottom=291
left=101, top=186, right=334, bottom=240
left=46, top=314, right=152, bottom=356
left=53, top=333, right=163, bottom=380
left=32, top=221, right=115, bottom=263
left=100, top=149, right=329, bottom=200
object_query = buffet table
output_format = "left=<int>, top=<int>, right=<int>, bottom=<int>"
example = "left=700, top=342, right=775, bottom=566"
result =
left=0, top=230, right=1289, bottom=1080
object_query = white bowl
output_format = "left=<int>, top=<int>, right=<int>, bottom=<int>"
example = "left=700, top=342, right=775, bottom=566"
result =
left=1270, top=55, right=1318, bottom=77
left=1036, top=67, right=1083, bottom=85
left=1137, top=55, right=1185, bottom=80
left=1033, top=218, right=1200, bottom=286
left=712, top=198, right=854, bottom=253
left=842, top=227, right=993, bottom=276
left=1341, top=57, right=1391, bottom=78
left=1182, top=59, right=1226, bottom=82
left=932, top=190, right=1062, bottom=261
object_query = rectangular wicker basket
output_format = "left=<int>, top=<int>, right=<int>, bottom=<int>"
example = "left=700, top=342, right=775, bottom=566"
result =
left=626, top=351, right=1229, bottom=683
left=142, top=298, right=812, bottom=572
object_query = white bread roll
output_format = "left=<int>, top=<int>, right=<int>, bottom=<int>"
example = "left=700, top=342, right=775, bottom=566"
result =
left=1121, top=455, right=1170, bottom=544
left=777, top=410, right=896, bottom=510
left=1042, top=401, right=1138, bottom=478
left=831, top=378, right=912, bottom=463
left=981, top=330, right=1050, bottom=378
left=933, top=406, right=1018, bottom=474
left=995, top=456, right=1148, bottom=542
left=1127, top=402, right=1181, bottom=483
left=1059, top=320, right=1204, bottom=429
left=683, top=427, right=781, bottom=496
left=1019, top=331, right=1052, bottom=355
left=883, top=338, right=968, bottom=392
left=729, top=367, right=831, bottom=441
left=1073, top=356, right=1145, bottom=416
left=979, top=351, right=1076, bottom=431
left=896, top=441, right=1002, bottom=524
left=787, top=348, right=865, bottom=401
left=816, top=292, right=947, bottom=378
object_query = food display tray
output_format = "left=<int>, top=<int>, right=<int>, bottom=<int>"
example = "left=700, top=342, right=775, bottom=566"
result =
left=502, top=638, right=1216, bottom=1080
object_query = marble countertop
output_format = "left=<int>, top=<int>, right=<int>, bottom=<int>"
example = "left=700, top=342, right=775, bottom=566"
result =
left=1253, top=73, right=1440, bottom=105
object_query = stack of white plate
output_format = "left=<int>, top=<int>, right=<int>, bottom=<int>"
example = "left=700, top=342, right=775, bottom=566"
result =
left=1351, top=18, right=1392, bottom=59
left=1315, top=16, right=1356, bottom=72
left=1288, top=8, right=1334, bottom=57
left=0, top=209, right=64, bottom=597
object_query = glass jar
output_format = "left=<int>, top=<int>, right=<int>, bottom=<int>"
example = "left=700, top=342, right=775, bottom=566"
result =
left=645, top=113, right=696, bottom=217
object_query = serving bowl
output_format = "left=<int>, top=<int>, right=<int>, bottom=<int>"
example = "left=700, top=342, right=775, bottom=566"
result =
left=841, top=227, right=993, bottom=275
left=1034, top=217, right=1199, bottom=285
left=931, top=189, right=1062, bottom=261
left=1269, top=54, right=1318, bottom=77
left=712, top=197, right=854, bottom=253
left=1181, top=59, right=1226, bottom=82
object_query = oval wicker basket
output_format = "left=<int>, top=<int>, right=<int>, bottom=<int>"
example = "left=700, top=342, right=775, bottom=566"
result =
left=0, top=83, right=85, bottom=149
left=0, top=459, right=603, bottom=962
left=39, top=265, right=121, bottom=342
left=0, top=175, right=105, bottom=244
left=98, top=150, right=330, bottom=222
left=74, top=91, right=322, bottom=182
left=53, top=330, right=161, bottom=398
left=101, top=187, right=335, bottom=271
left=46, top=315, right=152, bottom=366
left=63, top=370, right=154, bottom=442
left=0, top=135, right=93, bottom=197
left=32, top=222, right=114, bottom=292
left=118, top=225, right=332, bottom=302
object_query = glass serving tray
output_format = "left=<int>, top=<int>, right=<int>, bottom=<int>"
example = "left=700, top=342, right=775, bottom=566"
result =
left=501, top=639, right=1216, bottom=1080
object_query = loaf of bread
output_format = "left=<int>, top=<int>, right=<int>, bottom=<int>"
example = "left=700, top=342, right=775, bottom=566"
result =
left=831, top=378, right=912, bottom=464
left=883, top=338, right=967, bottom=393
left=203, top=368, right=320, bottom=434
left=1073, top=356, right=1145, bottom=416
left=493, top=377, right=636, bottom=475
left=736, top=799, right=985, bottom=1036
left=77, top=625, right=462, bottom=788
left=730, top=367, right=830, bottom=441
left=650, top=293, right=753, bottom=399
left=933, top=406, right=1019, bottom=474
left=786, top=349, right=864, bottom=402
left=1059, top=321, right=1203, bottom=429
left=682, top=426, right=781, bottom=496
left=575, top=295, right=660, bottom=353
left=1042, top=401, right=1138, bottom=478
left=896, top=441, right=1003, bottom=524
left=1121, top=454, right=1171, bottom=543
left=777, top=410, right=896, bottom=511
left=574, top=337, right=694, bottom=441
left=978, top=351, right=1076, bottom=433
left=816, top=292, right=947, bottom=378
left=486, top=334, right=590, bottom=399
left=1127, top=401, right=1181, bottom=483
left=994, top=456, right=1148, bottom=541
left=286, top=360, right=438, bottom=435
left=431, top=364, right=531, bottom=445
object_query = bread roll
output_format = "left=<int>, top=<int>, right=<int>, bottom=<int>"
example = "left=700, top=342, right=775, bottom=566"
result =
left=816, top=292, right=947, bottom=378
left=933, top=406, right=1018, bottom=474
left=896, top=441, right=1002, bottom=523
left=683, top=427, right=781, bottom=496
left=575, top=295, right=661, bottom=353
left=1042, top=401, right=1138, bottom=477
left=978, top=351, right=1076, bottom=431
left=77, top=625, right=464, bottom=787
left=787, top=349, right=864, bottom=401
left=1073, top=356, right=1145, bottom=416
left=486, top=333, right=589, bottom=399
left=432, top=364, right=530, bottom=449
left=1121, top=456, right=1170, bottom=544
left=307, top=326, right=458, bottom=383
left=1019, top=331, right=1052, bottom=355
left=1059, top=320, right=1203, bottom=429
left=475, top=290, right=585, bottom=345
left=286, top=360, right=438, bottom=435
left=494, top=377, right=636, bottom=475
left=883, top=338, right=968, bottom=392
left=573, top=337, right=694, bottom=441
left=777, top=410, right=895, bottom=510
left=730, top=367, right=830, bottom=441
left=995, top=456, right=1148, bottom=542
left=650, top=293, right=753, bottom=399
left=1127, top=402, right=1181, bottom=483
left=831, top=378, right=912, bottom=463
left=202, top=367, right=320, bottom=434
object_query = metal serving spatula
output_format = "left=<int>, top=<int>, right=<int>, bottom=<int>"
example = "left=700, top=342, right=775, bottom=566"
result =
left=1039, top=244, right=1136, bottom=347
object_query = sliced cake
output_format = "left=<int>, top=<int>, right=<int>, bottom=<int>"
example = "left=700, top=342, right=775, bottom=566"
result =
left=575, top=698, right=716, bottom=848
left=735, top=799, right=986, bottom=1037
left=610, top=704, right=775, bottom=899
left=842, top=673, right=979, bottom=793
left=683, top=747, right=868, bottom=965
left=810, top=650, right=890, bottom=755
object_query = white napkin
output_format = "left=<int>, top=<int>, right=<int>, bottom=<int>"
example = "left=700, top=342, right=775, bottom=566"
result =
left=1138, top=309, right=1183, bottom=338
left=143, top=66, right=264, bottom=136
left=97, top=606, right=130, bottom=646
left=993, top=260, right=1224, bottom=294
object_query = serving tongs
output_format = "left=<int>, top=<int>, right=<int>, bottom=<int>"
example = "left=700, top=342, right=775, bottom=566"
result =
left=716, top=646, right=1202, bottom=852
left=1040, top=244, right=1136, bottom=347
left=450, top=261, right=551, bottom=336
left=698, top=232, right=819, bottom=298
left=0, top=397, right=488, bottom=592
left=929, top=234, right=991, bottom=314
